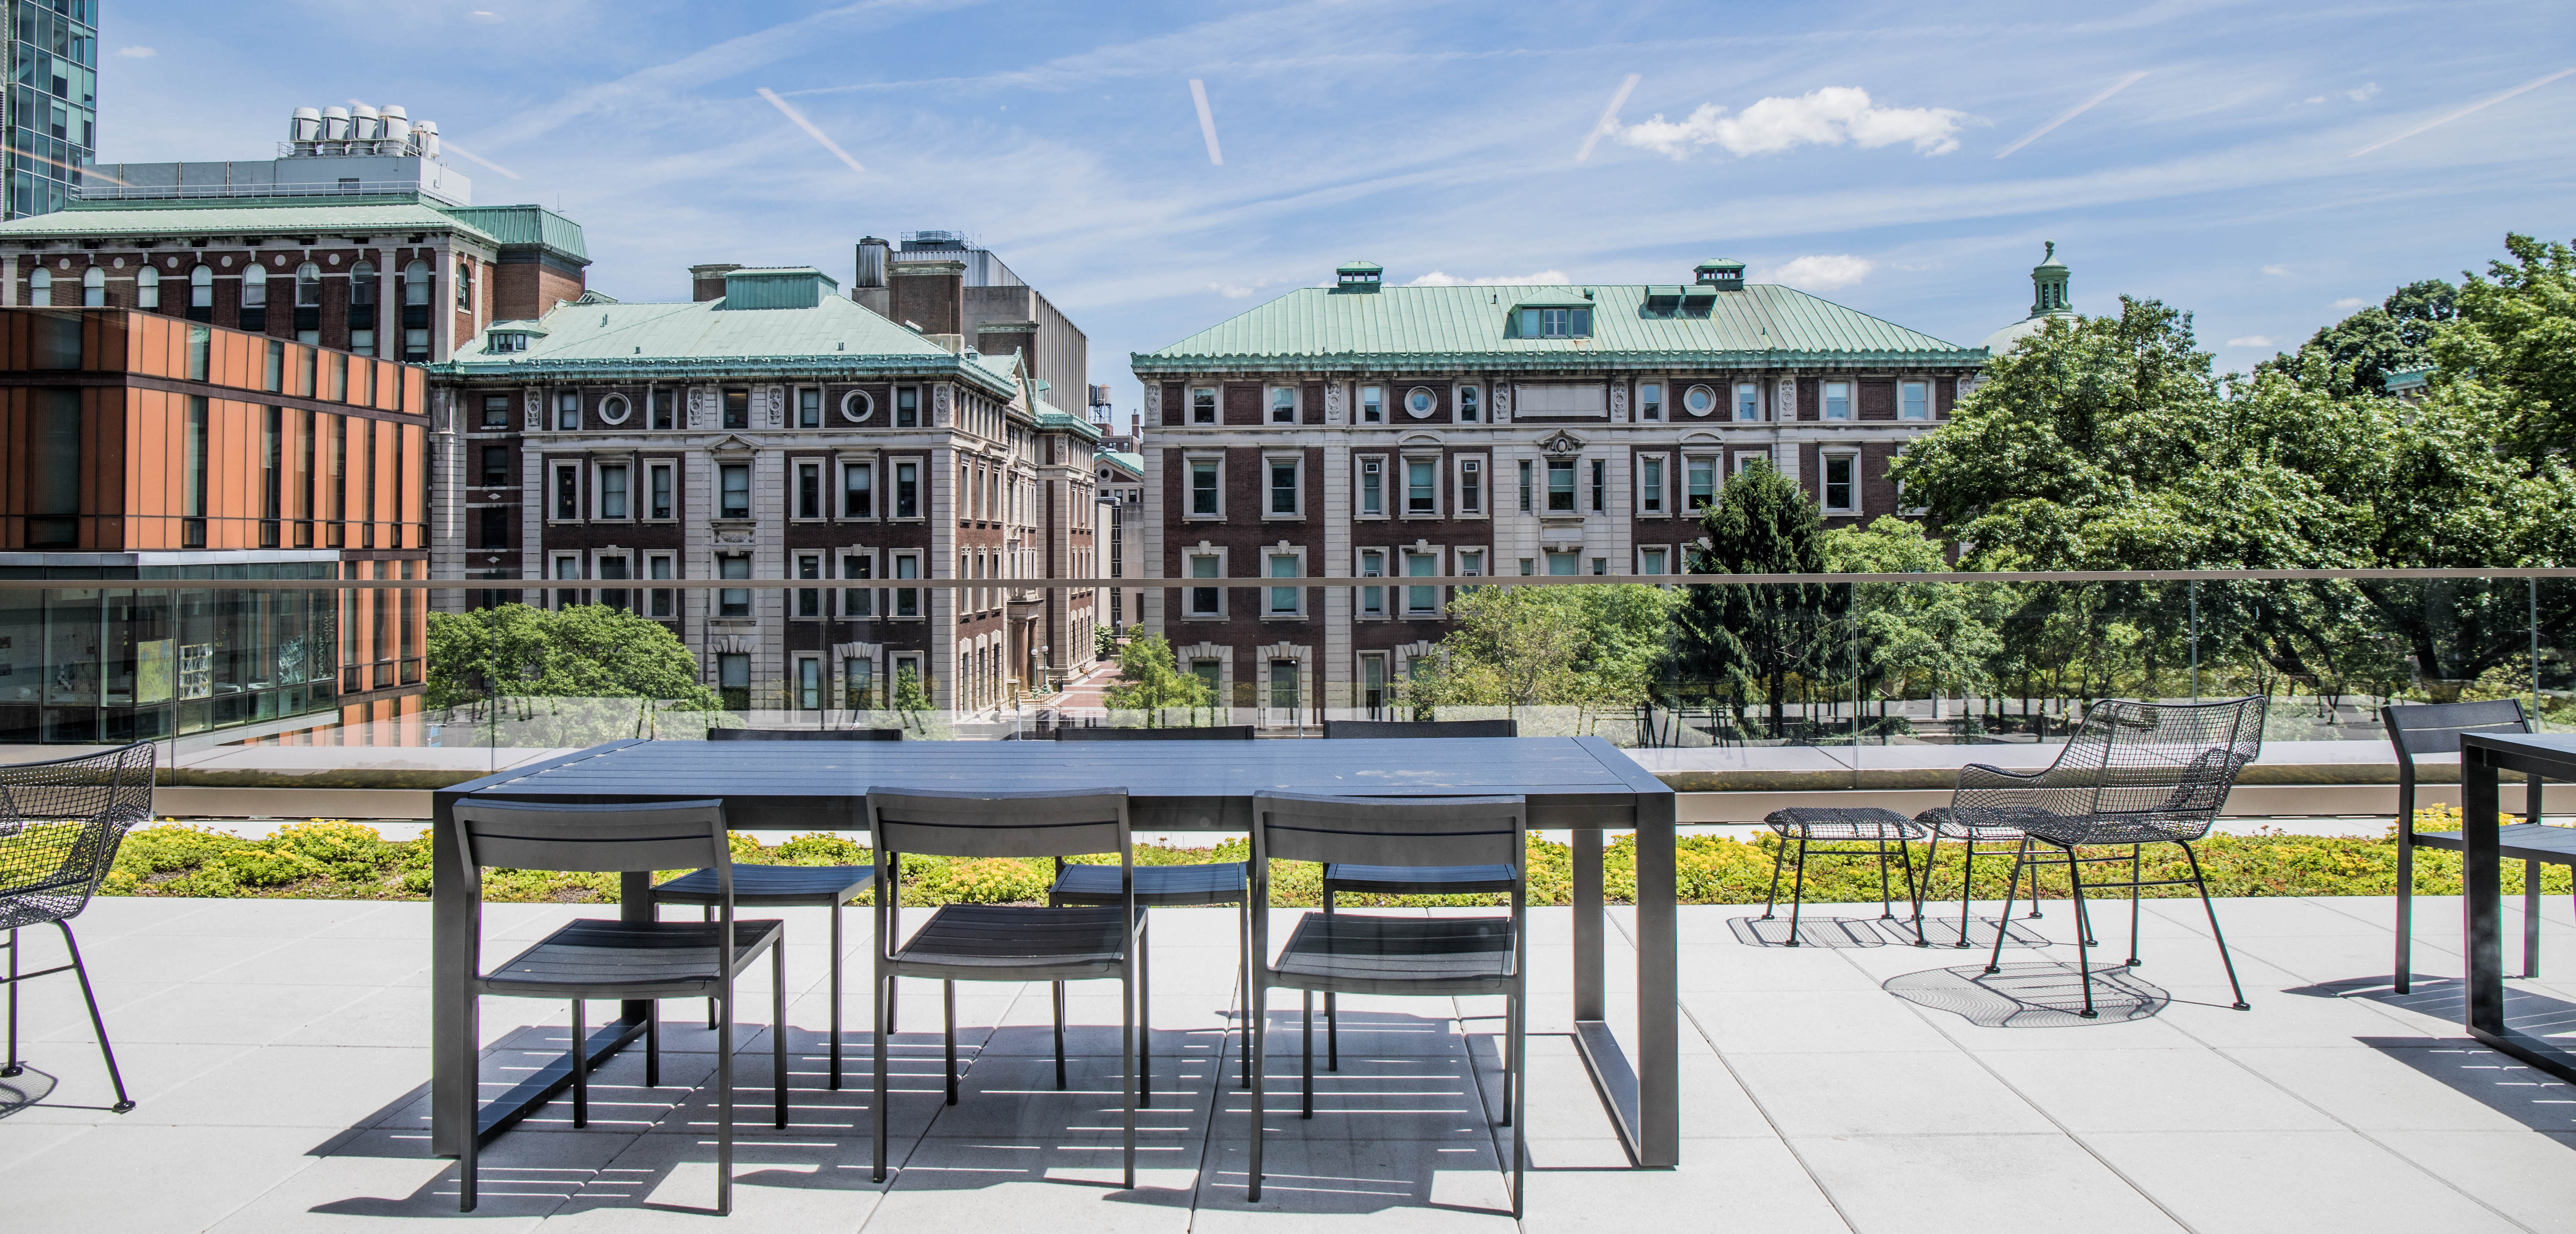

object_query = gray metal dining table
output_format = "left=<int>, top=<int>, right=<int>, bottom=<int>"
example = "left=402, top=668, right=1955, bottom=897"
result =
left=2460, top=731, right=2576, bottom=1083
left=427, top=734, right=1681, bottom=1168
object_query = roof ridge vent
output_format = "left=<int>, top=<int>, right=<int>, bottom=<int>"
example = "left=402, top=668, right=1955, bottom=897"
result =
left=1333, top=260, right=1382, bottom=293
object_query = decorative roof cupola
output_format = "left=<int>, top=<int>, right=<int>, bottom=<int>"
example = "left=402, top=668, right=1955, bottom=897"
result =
left=1982, top=241, right=2078, bottom=354
left=1333, top=260, right=1383, bottom=292
left=1693, top=259, right=1745, bottom=290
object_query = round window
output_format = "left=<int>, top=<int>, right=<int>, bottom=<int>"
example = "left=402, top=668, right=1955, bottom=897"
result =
left=841, top=389, right=875, bottom=422
left=1405, top=387, right=1437, bottom=419
left=597, top=394, right=631, bottom=425
left=1683, top=384, right=1716, bottom=417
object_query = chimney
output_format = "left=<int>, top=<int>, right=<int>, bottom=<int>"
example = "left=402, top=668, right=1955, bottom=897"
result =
left=689, top=263, right=742, bottom=303
left=850, top=237, right=893, bottom=315
left=889, top=253, right=965, bottom=335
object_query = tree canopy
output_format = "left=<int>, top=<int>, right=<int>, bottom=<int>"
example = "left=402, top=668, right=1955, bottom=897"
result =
left=1667, top=460, right=1846, bottom=732
left=424, top=603, right=723, bottom=712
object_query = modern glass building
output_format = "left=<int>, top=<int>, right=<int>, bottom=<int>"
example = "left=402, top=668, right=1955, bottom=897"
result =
left=7, top=0, right=97, bottom=219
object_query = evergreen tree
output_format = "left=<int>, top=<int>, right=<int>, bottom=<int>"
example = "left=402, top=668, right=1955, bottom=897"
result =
left=1668, top=460, right=1846, bottom=736
left=1100, top=629, right=1211, bottom=726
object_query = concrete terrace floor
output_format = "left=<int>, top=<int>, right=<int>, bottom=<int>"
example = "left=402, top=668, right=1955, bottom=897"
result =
left=5, top=892, right=2576, bottom=1232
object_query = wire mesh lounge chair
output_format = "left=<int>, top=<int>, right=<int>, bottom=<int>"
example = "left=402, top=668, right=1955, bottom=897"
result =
left=452, top=799, right=786, bottom=1215
left=1246, top=790, right=1528, bottom=1218
left=2383, top=700, right=2574, bottom=993
left=0, top=741, right=154, bottom=1114
left=1758, top=807, right=1928, bottom=945
left=1971, top=697, right=2267, bottom=1017
left=866, top=786, right=1139, bottom=1189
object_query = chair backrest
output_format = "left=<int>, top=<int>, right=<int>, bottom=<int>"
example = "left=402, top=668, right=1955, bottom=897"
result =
left=1321, top=719, right=1519, bottom=739
left=0, top=742, right=155, bottom=926
left=453, top=799, right=730, bottom=879
left=866, top=787, right=1129, bottom=859
left=709, top=726, right=903, bottom=741
left=2052, top=696, right=2267, bottom=819
left=1055, top=725, right=1254, bottom=741
left=1251, top=790, right=1526, bottom=870
left=2382, top=700, right=2530, bottom=766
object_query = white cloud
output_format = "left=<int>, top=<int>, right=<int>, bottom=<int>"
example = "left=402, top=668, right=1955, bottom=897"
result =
left=2347, top=83, right=2381, bottom=102
left=464, top=10, right=504, bottom=22
left=1767, top=254, right=1874, bottom=292
left=2226, top=335, right=2276, bottom=347
left=2302, top=95, right=2326, bottom=105
left=2330, top=297, right=2369, bottom=310
left=2260, top=264, right=2291, bottom=276
left=115, top=45, right=154, bottom=58
left=1209, top=282, right=1258, bottom=298
left=1405, top=269, right=1569, bottom=286
left=1615, top=87, right=1967, bottom=160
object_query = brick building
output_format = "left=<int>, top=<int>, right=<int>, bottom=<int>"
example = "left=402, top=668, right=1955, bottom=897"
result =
left=1128, top=258, right=1987, bottom=726
left=0, top=307, right=430, bottom=742
left=425, top=262, right=1102, bottom=717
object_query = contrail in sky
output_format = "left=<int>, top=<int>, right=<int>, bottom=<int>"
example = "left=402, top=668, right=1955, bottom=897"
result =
left=758, top=86, right=866, bottom=174
left=1995, top=71, right=2147, bottom=158
left=2349, top=67, right=2574, bottom=157
left=1575, top=74, right=1641, bottom=162
left=1190, top=79, right=1224, bottom=166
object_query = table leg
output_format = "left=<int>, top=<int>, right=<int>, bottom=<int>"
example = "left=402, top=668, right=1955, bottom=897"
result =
left=1632, top=793, right=1679, bottom=1168
left=431, top=793, right=466, bottom=1158
left=1573, top=828, right=1604, bottom=1024
left=2466, top=750, right=2504, bottom=1037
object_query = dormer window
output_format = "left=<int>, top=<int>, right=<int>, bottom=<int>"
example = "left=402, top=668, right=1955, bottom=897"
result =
left=485, top=331, right=531, bottom=353
left=1516, top=306, right=1592, bottom=338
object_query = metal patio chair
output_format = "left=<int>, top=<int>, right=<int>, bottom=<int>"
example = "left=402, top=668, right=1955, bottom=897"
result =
left=1975, top=696, right=2268, bottom=1016
left=1049, top=722, right=1255, bottom=1091
left=1313, top=717, right=1520, bottom=1069
left=1912, top=804, right=2051, bottom=949
left=2384, top=700, right=2576, bottom=993
left=1246, top=790, right=1528, bottom=1217
left=452, top=799, right=786, bottom=1215
left=1758, top=806, right=1928, bottom=946
left=0, top=741, right=154, bottom=1115
left=866, top=786, right=1138, bottom=1189
left=707, top=727, right=904, bottom=741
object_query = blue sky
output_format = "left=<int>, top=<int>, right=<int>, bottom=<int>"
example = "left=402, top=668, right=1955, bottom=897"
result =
left=101, top=1, right=2575, bottom=412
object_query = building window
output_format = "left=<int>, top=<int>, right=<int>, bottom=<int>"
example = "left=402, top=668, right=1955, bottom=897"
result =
left=1191, top=387, right=1217, bottom=425
left=1457, top=457, right=1484, bottom=515
left=1267, top=457, right=1300, bottom=517
left=1360, top=385, right=1383, bottom=423
left=649, top=463, right=674, bottom=519
left=477, top=444, right=511, bottom=486
left=456, top=259, right=474, bottom=312
left=1546, top=459, right=1575, bottom=512
left=1404, top=387, right=1437, bottom=419
left=722, top=389, right=748, bottom=429
left=719, top=463, right=751, bottom=519
left=1188, top=554, right=1222, bottom=618
left=1901, top=380, right=1930, bottom=420
left=845, top=656, right=875, bottom=708
left=598, top=463, right=629, bottom=519
left=295, top=262, right=321, bottom=308
left=1404, top=457, right=1437, bottom=516
left=842, top=552, right=875, bottom=617
left=264, top=340, right=285, bottom=392
left=1519, top=459, right=1533, bottom=512
left=189, top=264, right=213, bottom=309
left=1735, top=382, right=1761, bottom=421
left=1824, top=381, right=1851, bottom=421
left=1822, top=453, right=1857, bottom=513
left=718, top=653, right=750, bottom=711
left=554, top=391, right=578, bottom=431
left=1592, top=458, right=1606, bottom=512
left=895, top=387, right=919, bottom=427
left=1189, top=459, right=1220, bottom=517
left=80, top=265, right=103, bottom=305
left=795, top=553, right=824, bottom=618
left=242, top=265, right=267, bottom=310
left=1269, top=661, right=1300, bottom=712
left=136, top=265, right=160, bottom=308
left=596, top=554, right=632, bottom=611
left=554, top=554, right=583, bottom=609
left=1267, top=552, right=1300, bottom=616
left=795, top=460, right=823, bottom=519
left=24, top=266, right=47, bottom=306
left=842, top=461, right=874, bottom=517
left=1519, top=306, right=1592, bottom=338
left=647, top=553, right=675, bottom=618
left=798, top=387, right=822, bottom=428
left=893, top=553, right=920, bottom=617
left=653, top=389, right=677, bottom=430
left=1458, top=384, right=1481, bottom=422
left=1358, top=548, right=1385, bottom=618
left=1639, top=455, right=1666, bottom=514
left=1519, top=557, right=1533, bottom=575
left=552, top=463, right=580, bottom=521
left=719, top=555, right=752, bottom=616
left=842, top=389, right=873, bottom=422
left=794, top=656, right=824, bottom=709
left=1640, top=546, right=1670, bottom=575
left=1270, top=386, right=1296, bottom=423
left=894, top=460, right=919, bottom=518
left=1638, top=382, right=1663, bottom=421
left=1358, top=457, right=1384, bottom=517
left=1592, top=557, right=1607, bottom=575
left=1457, top=548, right=1484, bottom=580
left=1404, top=551, right=1438, bottom=616
left=1734, top=451, right=1765, bottom=476
left=597, top=394, right=630, bottom=425
left=1547, top=550, right=1579, bottom=576
left=1686, top=456, right=1716, bottom=510
left=1682, top=384, right=1715, bottom=417
left=1360, top=651, right=1389, bottom=714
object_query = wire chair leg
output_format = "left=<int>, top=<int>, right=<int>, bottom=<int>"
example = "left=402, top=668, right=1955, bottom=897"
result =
left=2066, top=844, right=2098, bottom=1019
left=2179, top=841, right=2250, bottom=1010
left=1301, top=989, right=1315, bottom=1119
left=1760, top=831, right=1786, bottom=920
left=1986, top=841, right=2026, bottom=975
left=773, top=941, right=789, bottom=1129
left=1052, top=979, right=1068, bottom=1091
left=941, top=979, right=958, bottom=1106
left=1917, top=831, right=1941, bottom=926
left=569, top=998, right=588, bottom=1128
left=2022, top=838, right=2044, bottom=919
left=50, top=921, right=132, bottom=1114
left=1897, top=835, right=1927, bottom=946
left=2127, top=845, right=2144, bottom=967
left=2527, top=857, right=2543, bottom=979
left=3, top=927, right=18, bottom=1078
left=1876, top=836, right=1896, bottom=919
left=1956, top=838, right=1976, bottom=948
left=1785, top=836, right=1810, bottom=946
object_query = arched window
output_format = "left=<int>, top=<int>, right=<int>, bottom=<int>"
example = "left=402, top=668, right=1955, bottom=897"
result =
left=455, top=258, right=472, bottom=311
left=137, top=265, right=160, bottom=308
left=349, top=260, right=376, bottom=307
left=28, top=266, right=50, bottom=305
left=241, top=264, right=267, bottom=308
left=189, top=264, right=213, bottom=308
left=295, top=262, right=321, bottom=308
left=81, top=266, right=104, bottom=306
left=402, top=260, right=430, bottom=307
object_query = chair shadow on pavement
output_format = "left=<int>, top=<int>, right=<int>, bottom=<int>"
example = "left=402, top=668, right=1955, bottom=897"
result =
left=1727, top=915, right=1899, bottom=948
left=1884, top=962, right=2171, bottom=1027
left=0, top=1065, right=57, bottom=1118
left=2287, top=975, right=2576, bottom=1135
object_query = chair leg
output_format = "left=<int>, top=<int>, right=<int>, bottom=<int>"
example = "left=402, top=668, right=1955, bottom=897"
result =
left=1238, top=899, right=1253, bottom=1090
left=2179, top=842, right=2250, bottom=1010
left=705, top=906, right=719, bottom=1031
left=52, top=922, right=131, bottom=1114
left=1876, top=835, right=1896, bottom=919
left=1986, top=842, right=2027, bottom=975
left=1509, top=980, right=1526, bottom=1221
left=1301, top=990, right=1314, bottom=1120
left=458, top=988, right=479, bottom=1213
left=2526, top=857, right=2543, bottom=979
left=1248, top=982, right=1267, bottom=1202
left=1956, top=838, right=1976, bottom=948
left=718, top=977, right=736, bottom=1215
left=569, top=998, right=588, bottom=1128
left=942, top=979, right=958, bottom=1106
left=2394, top=831, right=2416, bottom=994
left=3, top=928, right=17, bottom=1077
left=646, top=999, right=660, bottom=1089
left=1323, top=890, right=1338, bottom=1073
left=1122, top=960, right=1137, bottom=1191
left=829, top=900, right=844, bottom=1091
left=2128, top=845, right=2144, bottom=967
left=1897, top=836, right=1927, bottom=946
left=1139, top=914, right=1153, bottom=1111
left=2022, top=838, right=2044, bottom=918
left=1785, top=836, right=1810, bottom=946
left=2066, top=845, right=2098, bottom=1019
left=872, top=970, right=891, bottom=1184
left=773, top=941, right=789, bottom=1129
left=1052, top=979, right=1068, bottom=1091
left=1760, top=832, right=1787, bottom=919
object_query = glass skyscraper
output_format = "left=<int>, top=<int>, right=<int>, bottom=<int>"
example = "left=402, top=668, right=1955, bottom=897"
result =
left=7, top=0, right=97, bottom=219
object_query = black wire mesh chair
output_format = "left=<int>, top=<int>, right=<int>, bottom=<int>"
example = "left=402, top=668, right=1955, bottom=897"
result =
left=1974, top=696, right=2268, bottom=1016
left=867, top=786, right=1138, bottom=1189
left=1048, top=723, right=1254, bottom=1093
left=1912, top=807, right=2050, bottom=948
left=1311, top=718, right=1519, bottom=1070
left=1246, top=790, right=1528, bottom=1218
left=452, top=799, right=786, bottom=1215
left=1757, top=807, right=1928, bottom=945
left=707, top=727, right=904, bottom=741
left=0, top=742, right=153, bottom=1114
left=2383, top=700, right=2574, bottom=992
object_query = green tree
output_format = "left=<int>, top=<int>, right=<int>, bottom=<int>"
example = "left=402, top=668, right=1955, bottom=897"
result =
left=2434, top=233, right=2576, bottom=457
left=425, top=603, right=721, bottom=711
left=1667, top=460, right=1845, bottom=737
left=2259, top=278, right=2457, bottom=398
left=1413, top=584, right=1676, bottom=713
left=1100, top=629, right=1210, bottom=726
left=1822, top=516, right=2003, bottom=724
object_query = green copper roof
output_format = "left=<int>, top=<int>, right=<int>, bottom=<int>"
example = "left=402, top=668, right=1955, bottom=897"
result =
left=1033, top=401, right=1102, bottom=442
left=1135, top=282, right=1982, bottom=373
left=1101, top=451, right=1145, bottom=478
left=427, top=294, right=1021, bottom=396
left=441, top=204, right=588, bottom=263
left=0, top=198, right=498, bottom=244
